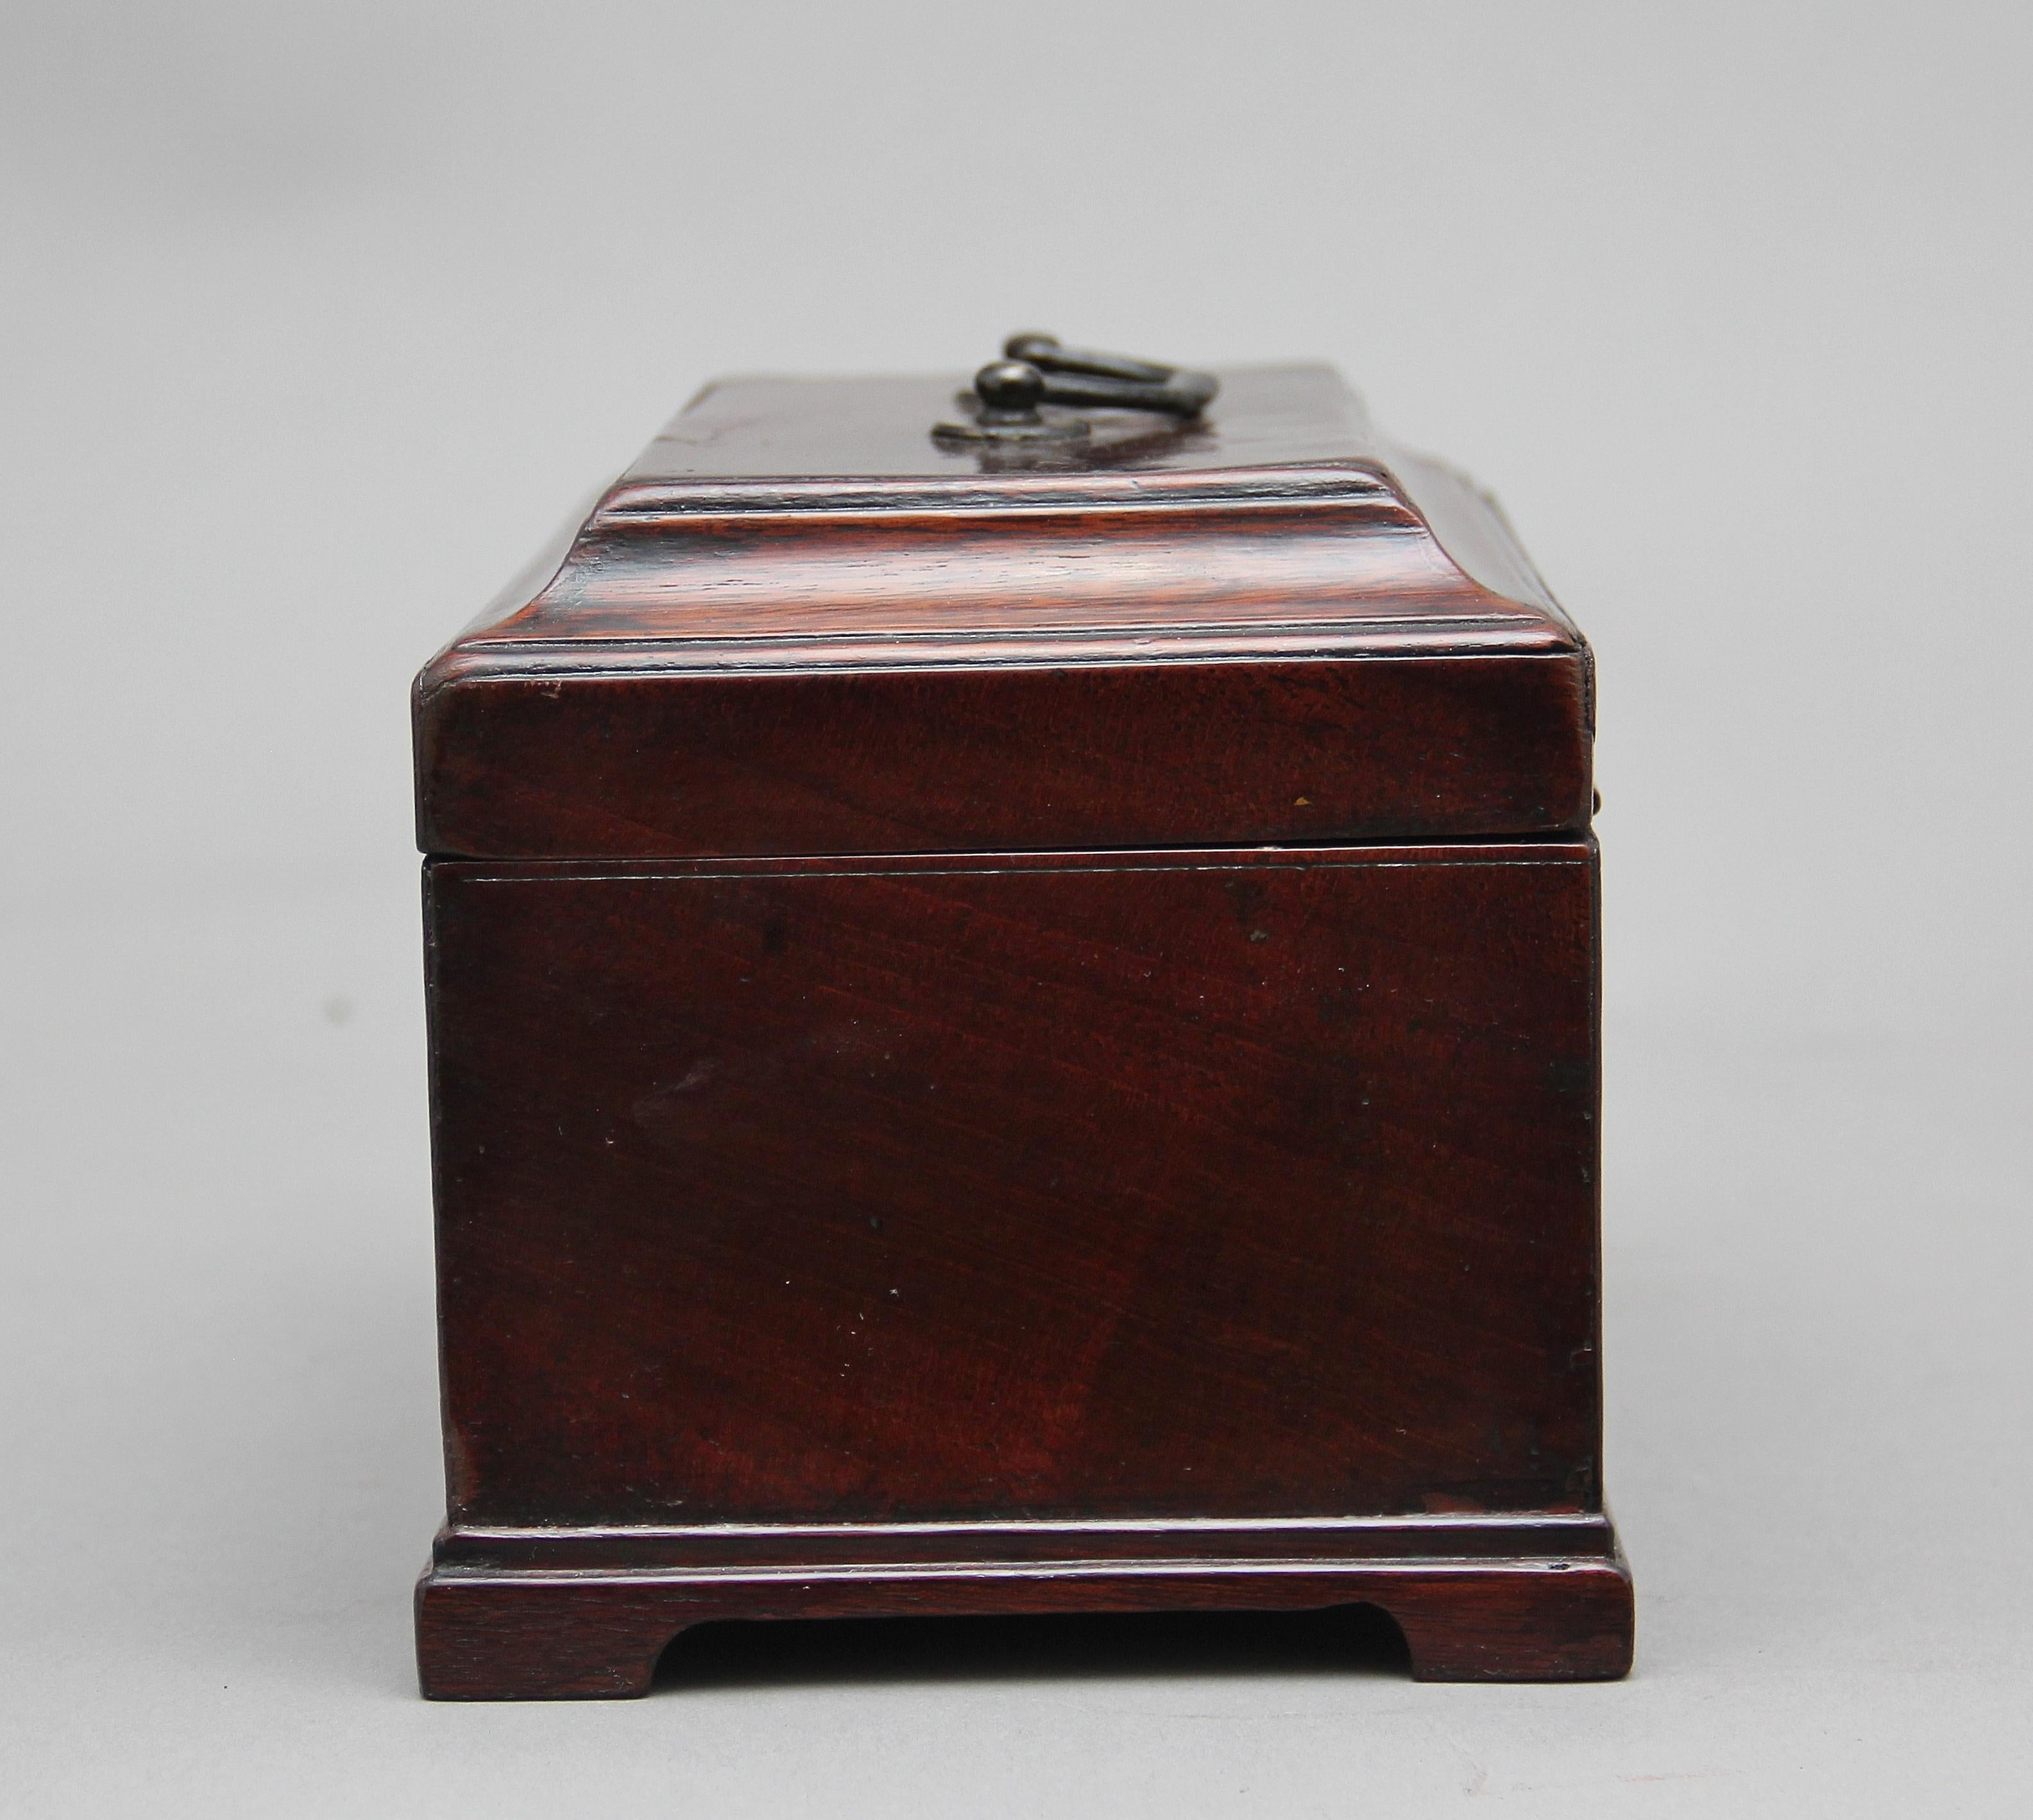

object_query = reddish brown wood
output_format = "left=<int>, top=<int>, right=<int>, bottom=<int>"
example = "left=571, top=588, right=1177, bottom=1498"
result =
left=412, top=363, right=1629, bottom=1696
left=426, top=845, right=1601, bottom=1525
left=414, top=368, right=1592, bottom=860
left=418, top=1557, right=1634, bottom=1700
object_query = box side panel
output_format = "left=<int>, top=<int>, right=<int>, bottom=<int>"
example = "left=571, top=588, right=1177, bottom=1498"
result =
left=425, top=845, right=1601, bottom=1526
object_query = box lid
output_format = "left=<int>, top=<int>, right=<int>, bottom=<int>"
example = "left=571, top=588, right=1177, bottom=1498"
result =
left=414, top=363, right=1592, bottom=858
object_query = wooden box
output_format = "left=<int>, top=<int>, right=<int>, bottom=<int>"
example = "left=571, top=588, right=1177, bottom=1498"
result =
left=411, top=361, right=1633, bottom=1697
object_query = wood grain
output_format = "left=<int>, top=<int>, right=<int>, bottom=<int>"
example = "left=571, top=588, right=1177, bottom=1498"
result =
left=414, top=368, right=1592, bottom=860
left=427, top=844, right=1603, bottom=1528
left=411, top=363, right=1627, bottom=1694
left=417, top=1556, right=1635, bottom=1699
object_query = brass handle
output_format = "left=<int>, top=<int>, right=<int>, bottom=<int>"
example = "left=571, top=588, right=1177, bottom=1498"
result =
left=1003, top=334, right=1220, bottom=416
left=934, top=333, right=1218, bottom=444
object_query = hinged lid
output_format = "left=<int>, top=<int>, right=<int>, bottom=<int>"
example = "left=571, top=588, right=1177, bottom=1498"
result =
left=414, top=363, right=1592, bottom=858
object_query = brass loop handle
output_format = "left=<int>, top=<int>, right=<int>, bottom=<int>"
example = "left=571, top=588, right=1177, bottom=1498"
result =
left=933, top=333, right=1218, bottom=444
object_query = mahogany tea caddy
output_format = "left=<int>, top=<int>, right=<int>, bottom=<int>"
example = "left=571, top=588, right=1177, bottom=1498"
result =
left=410, top=343, right=1634, bottom=1698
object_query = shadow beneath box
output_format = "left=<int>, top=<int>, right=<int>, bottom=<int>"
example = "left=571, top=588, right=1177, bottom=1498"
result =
left=652, top=1602, right=1411, bottom=1695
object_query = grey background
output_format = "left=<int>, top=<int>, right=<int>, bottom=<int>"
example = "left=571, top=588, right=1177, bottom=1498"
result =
left=3, top=2, right=2027, bottom=1812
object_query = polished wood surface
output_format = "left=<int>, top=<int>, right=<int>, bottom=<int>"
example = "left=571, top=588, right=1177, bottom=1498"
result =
left=418, top=656, right=1588, bottom=862
left=427, top=845, right=1601, bottom=1528
left=412, top=363, right=1626, bottom=1695
left=416, top=842, right=1626, bottom=1694
left=418, top=1558, right=1634, bottom=1699
left=414, top=368, right=1592, bottom=859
